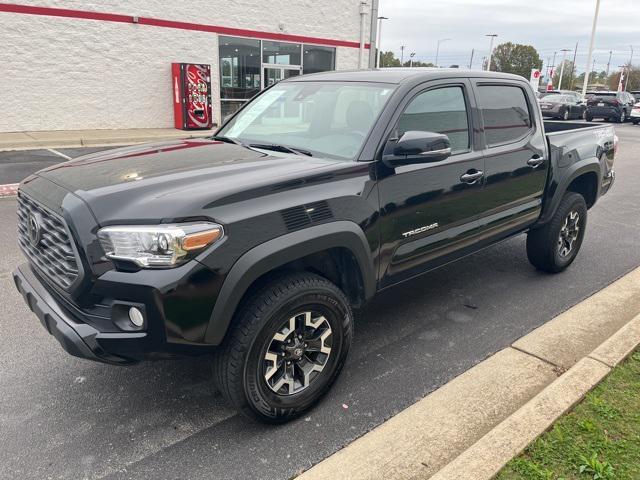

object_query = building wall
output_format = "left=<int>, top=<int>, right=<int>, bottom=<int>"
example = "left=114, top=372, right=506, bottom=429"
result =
left=0, top=1, right=370, bottom=132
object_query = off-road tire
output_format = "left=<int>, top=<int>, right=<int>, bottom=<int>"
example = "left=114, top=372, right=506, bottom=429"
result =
left=526, top=192, right=587, bottom=273
left=213, top=271, right=353, bottom=423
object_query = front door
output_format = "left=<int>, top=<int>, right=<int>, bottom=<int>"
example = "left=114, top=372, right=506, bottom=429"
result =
left=377, top=80, right=486, bottom=288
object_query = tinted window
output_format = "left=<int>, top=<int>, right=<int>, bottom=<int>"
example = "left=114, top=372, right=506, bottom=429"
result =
left=397, top=86, right=470, bottom=153
left=477, top=85, right=532, bottom=147
left=303, top=46, right=336, bottom=74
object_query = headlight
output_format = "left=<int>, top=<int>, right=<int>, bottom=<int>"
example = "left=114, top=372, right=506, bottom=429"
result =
left=98, top=223, right=223, bottom=268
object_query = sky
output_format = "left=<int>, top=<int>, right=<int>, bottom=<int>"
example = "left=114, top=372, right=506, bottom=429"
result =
left=378, top=0, right=638, bottom=74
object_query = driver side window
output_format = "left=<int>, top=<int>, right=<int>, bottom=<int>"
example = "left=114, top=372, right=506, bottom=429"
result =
left=397, top=86, right=470, bottom=154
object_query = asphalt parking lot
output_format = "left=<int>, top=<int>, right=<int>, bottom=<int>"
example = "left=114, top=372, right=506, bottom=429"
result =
left=1, top=123, right=640, bottom=480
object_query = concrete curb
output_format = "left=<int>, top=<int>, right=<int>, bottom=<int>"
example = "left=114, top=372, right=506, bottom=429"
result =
left=0, top=129, right=215, bottom=152
left=297, top=267, right=640, bottom=480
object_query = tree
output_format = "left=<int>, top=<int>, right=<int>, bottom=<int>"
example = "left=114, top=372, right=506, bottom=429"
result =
left=379, top=51, right=401, bottom=67
left=378, top=51, right=435, bottom=68
left=490, top=42, right=543, bottom=79
left=607, top=66, right=640, bottom=91
left=552, top=60, right=577, bottom=89
left=402, top=60, right=435, bottom=68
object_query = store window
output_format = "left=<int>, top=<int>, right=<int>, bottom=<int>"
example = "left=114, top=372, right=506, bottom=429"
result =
left=219, top=36, right=261, bottom=117
left=303, top=46, right=336, bottom=75
left=263, top=41, right=301, bottom=65
left=218, top=37, right=337, bottom=119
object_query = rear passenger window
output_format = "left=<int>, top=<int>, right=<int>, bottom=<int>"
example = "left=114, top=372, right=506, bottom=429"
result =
left=397, top=86, right=470, bottom=154
left=477, top=85, right=532, bottom=147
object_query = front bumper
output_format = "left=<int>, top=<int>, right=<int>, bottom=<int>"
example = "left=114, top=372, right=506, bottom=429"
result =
left=13, top=263, right=146, bottom=365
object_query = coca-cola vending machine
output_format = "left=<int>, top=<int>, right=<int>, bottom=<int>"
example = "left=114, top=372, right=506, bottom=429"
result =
left=172, top=63, right=213, bottom=130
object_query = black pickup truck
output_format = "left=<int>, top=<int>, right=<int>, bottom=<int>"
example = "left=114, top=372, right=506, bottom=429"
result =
left=13, top=69, right=616, bottom=422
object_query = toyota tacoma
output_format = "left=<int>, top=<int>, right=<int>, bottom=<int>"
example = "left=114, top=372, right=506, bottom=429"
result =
left=13, top=69, right=616, bottom=422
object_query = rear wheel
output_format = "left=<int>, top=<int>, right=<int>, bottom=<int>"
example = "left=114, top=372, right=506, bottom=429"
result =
left=213, top=271, right=353, bottom=423
left=617, top=110, right=626, bottom=123
left=633, top=119, right=639, bottom=125
left=585, top=112, right=593, bottom=122
left=526, top=192, right=587, bottom=273
left=562, top=109, right=570, bottom=121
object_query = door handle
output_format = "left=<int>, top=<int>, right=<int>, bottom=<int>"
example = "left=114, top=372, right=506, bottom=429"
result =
left=527, top=156, right=545, bottom=168
left=460, top=170, right=484, bottom=184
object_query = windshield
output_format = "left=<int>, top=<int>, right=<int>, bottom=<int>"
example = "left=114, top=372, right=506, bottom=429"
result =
left=218, top=81, right=395, bottom=160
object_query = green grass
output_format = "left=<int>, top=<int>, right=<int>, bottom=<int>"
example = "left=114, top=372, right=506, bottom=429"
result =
left=496, top=349, right=640, bottom=480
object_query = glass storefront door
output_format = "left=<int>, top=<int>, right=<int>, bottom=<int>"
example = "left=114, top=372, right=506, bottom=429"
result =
left=263, top=65, right=301, bottom=88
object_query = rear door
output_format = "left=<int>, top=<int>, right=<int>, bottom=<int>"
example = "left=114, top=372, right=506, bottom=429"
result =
left=471, top=80, right=548, bottom=241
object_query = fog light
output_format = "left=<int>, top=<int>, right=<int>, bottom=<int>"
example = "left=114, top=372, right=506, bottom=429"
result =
left=128, top=307, right=145, bottom=327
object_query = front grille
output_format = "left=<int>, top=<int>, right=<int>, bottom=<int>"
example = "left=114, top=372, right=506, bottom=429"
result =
left=17, top=193, right=81, bottom=290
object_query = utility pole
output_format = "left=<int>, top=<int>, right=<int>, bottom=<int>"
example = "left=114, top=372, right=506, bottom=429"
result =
left=468, top=48, right=475, bottom=69
left=625, top=45, right=634, bottom=91
left=570, top=42, right=578, bottom=90
left=400, top=45, right=406, bottom=65
left=375, top=16, right=389, bottom=68
left=435, top=38, right=451, bottom=68
left=606, top=50, right=612, bottom=76
left=558, top=48, right=571, bottom=89
left=545, top=56, right=551, bottom=79
left=368, top=0, right=379, bottom=68
left=582, top=0, right=601, bottom=97
left=485, top=34, right=498, bottom=71
left=618, top=65, right=627, bottom=92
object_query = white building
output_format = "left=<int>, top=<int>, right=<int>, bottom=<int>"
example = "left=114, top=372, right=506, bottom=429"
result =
left=0, top=1, right=374, bottom=132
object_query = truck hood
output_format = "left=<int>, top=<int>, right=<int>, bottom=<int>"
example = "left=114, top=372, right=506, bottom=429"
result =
left=35, top=138, right=342, bottom=223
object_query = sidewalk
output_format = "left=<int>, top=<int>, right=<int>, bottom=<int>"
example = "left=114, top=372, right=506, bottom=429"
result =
left=0, top=127, right=216, bottom=151
left=299, top=267, right=640, bottom=480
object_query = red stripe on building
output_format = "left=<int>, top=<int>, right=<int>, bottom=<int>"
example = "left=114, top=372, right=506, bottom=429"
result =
left=0, top=3, right=370, bottom=48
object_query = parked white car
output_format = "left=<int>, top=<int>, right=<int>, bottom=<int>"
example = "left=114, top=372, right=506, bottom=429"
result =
left=631, top=102, right=640, bottom=125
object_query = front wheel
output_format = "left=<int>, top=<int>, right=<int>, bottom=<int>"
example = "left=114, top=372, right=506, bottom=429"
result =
left=213, top=272, right=353, bottom=423
left=562, top=109, right=570, bottom=121
left=585, top=112, right=593, bottom=122
left=526, top=192, right=587, bottom=273
left=633, top=119, right=640, bottom=125
left=617, top=110, right=626, bottom=123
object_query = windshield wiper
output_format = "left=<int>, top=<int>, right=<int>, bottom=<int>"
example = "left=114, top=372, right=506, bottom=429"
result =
left=248, top=143, right=313, bottom=157
left=212, top=135, right=243, bottom=146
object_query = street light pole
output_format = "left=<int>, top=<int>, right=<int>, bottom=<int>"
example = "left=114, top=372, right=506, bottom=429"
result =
left=606, top=50, right=612, bottom=77
left=558, top=48, right=571, bottom=89
left=409, top=52, right=416, bottom=67
left=582, top=0, right=601, bottom=97
left=400, top=45, right=406, bottom=65
left=435, top=38, right=451, bottom=68
left=485, top=34, right=498, bottom=71
left=375, top=16, right=388, bottom=68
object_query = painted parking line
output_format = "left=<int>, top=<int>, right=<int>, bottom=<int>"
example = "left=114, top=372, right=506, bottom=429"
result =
left=46, top=148, right=73, bottom=161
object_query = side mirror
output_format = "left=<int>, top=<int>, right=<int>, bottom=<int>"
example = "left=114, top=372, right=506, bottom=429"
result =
left=384, top=131, right=452, bottom=167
